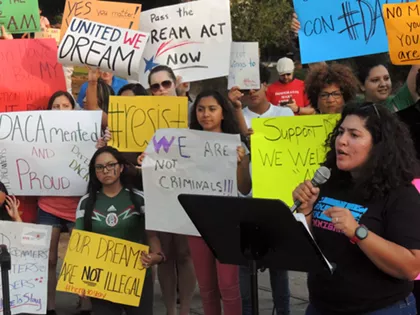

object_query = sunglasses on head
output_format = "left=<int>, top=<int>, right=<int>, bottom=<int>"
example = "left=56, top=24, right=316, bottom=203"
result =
left=150, top=80, right=173, bottom=92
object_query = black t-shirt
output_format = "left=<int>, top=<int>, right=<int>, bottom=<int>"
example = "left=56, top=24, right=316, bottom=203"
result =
left=397, top=102, right=420, bottom=159
left=308, top=181, right=420, bottom=314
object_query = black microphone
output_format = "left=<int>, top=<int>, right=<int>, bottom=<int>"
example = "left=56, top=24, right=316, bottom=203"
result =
left=291, top=166, right=331, bottom=213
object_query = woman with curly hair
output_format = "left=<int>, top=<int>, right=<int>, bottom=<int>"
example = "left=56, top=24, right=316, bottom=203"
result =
left=305, top=63, right=359, bottom=114
left=355, top=55, right=420, bottom=112
left=292, top=102, right=420, bottom=314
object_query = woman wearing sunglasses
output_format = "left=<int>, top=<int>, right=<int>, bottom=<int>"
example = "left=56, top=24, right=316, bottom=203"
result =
left=146, top=65, right=197, bottom=315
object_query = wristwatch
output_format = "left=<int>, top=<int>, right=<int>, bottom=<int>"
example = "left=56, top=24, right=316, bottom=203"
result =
left=350, top=225, right=369, bottom=244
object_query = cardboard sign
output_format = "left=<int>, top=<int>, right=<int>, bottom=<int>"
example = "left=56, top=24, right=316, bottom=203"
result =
left=0, top=39, right=66, bottom=112
left=293, top=0, right=417, bottom=64
left=0, top=221, right=52, bottom=314
left=142, top=129, right=240, bottom=236
left=57, top=230, right=149, bottom=306
left=59, top=17, right=149, bottom=80
left=0, top=110, right=101, bottom=196
left=108, top=96, right=189, bottom=152
left=139, top=0, right=231, bottom=86
left=228, top=42, right=260, bottom=89
left=251, top=115, right=339, bottom=206
left=60, top=0, right=142, bottom=40
left=383, top=3, right=420, bottom=65
left=0, top=0, right=41, bottom=33
left=35, top=28, right=62, bottom=45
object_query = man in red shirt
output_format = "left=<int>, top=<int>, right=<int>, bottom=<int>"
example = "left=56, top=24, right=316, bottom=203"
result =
left=266, top=57, right=314, bottom=115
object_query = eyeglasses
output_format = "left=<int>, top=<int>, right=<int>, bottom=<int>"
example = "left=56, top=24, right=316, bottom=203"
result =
left=95, top=162, right=119, bottom=173
left=150, top=80, right=173, bottom=93
left=319, top=90, right=343, bottom=100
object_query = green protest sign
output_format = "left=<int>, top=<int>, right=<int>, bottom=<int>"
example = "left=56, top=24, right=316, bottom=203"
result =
left=0, top=0, right=41, bottom=33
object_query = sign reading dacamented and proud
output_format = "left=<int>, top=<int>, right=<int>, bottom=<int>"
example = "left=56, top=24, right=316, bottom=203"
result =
left=251, top=115, right=339, bottom=206
left=57, top=230, right=149, bottom=306
left=58, top=17, right=149, bottom=80
left=142, top=129, right=240, bottom=236
left=0, top=221, right=52, bottom=314
left=139, top=0, right=231, bottom=87
left=108, top=96, right=189, bottom=152
left=0, top=111, right=101, bottom=196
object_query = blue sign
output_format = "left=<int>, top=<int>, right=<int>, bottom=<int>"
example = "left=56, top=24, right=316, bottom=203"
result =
left=293, top=0, right=415, bottom=63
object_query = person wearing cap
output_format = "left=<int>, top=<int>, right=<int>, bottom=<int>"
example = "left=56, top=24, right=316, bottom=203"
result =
left=267, top=57, right=314, bottom=115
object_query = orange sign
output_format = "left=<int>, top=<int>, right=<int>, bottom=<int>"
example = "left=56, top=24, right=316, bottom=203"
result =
left=61, top=0, right=141, bottom=40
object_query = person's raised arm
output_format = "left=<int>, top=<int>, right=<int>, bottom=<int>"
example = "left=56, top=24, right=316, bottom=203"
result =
left=237, top=145, right=251, bottom=195
left=0, top=25, right=13, bottom=40
left=86, top=68, right=108, bottom=129
left=5, top=195, right=22, bottom=222
left=228, top=87, right=250, bottom=136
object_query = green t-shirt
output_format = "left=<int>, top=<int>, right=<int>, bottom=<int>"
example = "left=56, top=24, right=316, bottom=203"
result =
left=356, top=83, right=413, bottom=112
left=75, top=188, right=147, bottom=244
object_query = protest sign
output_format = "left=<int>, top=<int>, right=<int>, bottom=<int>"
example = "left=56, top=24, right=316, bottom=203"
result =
left=251, top=115, right=339, bottom=206
left=139, top=0, right=231, bottom=86
left=0, top=111, right=101, bottom=196
left=35, top=28, right=62, bottom=45
left=228, top=42, right=260, bottom=90
left=108, top=96, right=189, bottom=152
left=60, top=0, right=142, bottom=40
left=59, top=17, right=149, bottom=80
left=383, top=3, right=420, bottom=65
left=0, top=39, right=66, bottom=112
left=142, top=129, right=240, bottom=236
left=293, top=0, right=417, bottom=64
left=0, top=221, right=51, bottom=314
left=57, top=230, right=149, bottom=306
left=0, top=0, right=40, bottom=33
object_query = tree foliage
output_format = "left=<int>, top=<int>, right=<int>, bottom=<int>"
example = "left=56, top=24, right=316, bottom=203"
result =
left=230, top=0, right=293, bottom=57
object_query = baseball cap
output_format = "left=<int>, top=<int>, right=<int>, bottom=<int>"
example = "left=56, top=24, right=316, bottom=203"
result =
left=276, top=57, right=295, bottom=75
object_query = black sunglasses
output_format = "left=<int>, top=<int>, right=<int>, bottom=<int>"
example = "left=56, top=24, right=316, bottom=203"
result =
left=150, top=80, right=173, bottom=92
left=360, top=102, right=381, bottom=118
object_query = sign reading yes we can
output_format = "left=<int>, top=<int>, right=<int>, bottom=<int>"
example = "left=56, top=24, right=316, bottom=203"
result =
left=57, top=230, right=149, bottom=306
left=251, top=115, right=339, bottom=206
left=139, top=0, right=232, bottom=87
left=58, top=17, right=149, bottom=80
left=108, top=96, right=189, bottom=152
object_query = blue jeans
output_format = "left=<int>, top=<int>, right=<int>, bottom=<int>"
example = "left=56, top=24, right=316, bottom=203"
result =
left=239, top=266, right=290, bottom=315
left=306, top=293, right=416, bottom=315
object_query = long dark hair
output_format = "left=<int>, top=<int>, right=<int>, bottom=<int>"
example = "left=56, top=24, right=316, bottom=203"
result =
left=118, top=83, right=148, bottom=96
left=324, top=102, right=420, bottom=199
left=97, top=79, right=115, bottom=113
left=0, top=182, right=11, bottom=221
left=47, top=91, right=76, bottom=110
left=83, top=146, right=141, bottom=231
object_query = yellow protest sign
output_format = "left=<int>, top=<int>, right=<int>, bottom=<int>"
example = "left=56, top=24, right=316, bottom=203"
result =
left=61, top=0, right=141, bottom=40
left=251, top=114, right=339, bottom=206
left=383, top=3, right=420, bottom=65
left=57, top=230, right=149, bottom=306
left=35, top=28, right=61, bottom=45
left=108, top=96, right=189, bottom=152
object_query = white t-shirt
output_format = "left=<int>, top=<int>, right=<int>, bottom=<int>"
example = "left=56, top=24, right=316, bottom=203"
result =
left=242, top=104, right=294, bottom=128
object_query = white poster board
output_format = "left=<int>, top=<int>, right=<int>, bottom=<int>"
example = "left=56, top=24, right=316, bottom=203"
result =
left=0, top=110, right=101, bottom=196
left=0, top=221, right=52, bottom=314
left=58, top=17, right=150, bottom=80
left=142, top=129, right=239, bottom=236
left=228, top=42, right=260, bottom=89
left=139, top=0, right=232, bottom=86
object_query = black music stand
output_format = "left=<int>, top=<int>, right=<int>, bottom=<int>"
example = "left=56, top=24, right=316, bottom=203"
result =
left=0, top=245, right=11, bottom=315
left=178, top=194, right=333, bottom=315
